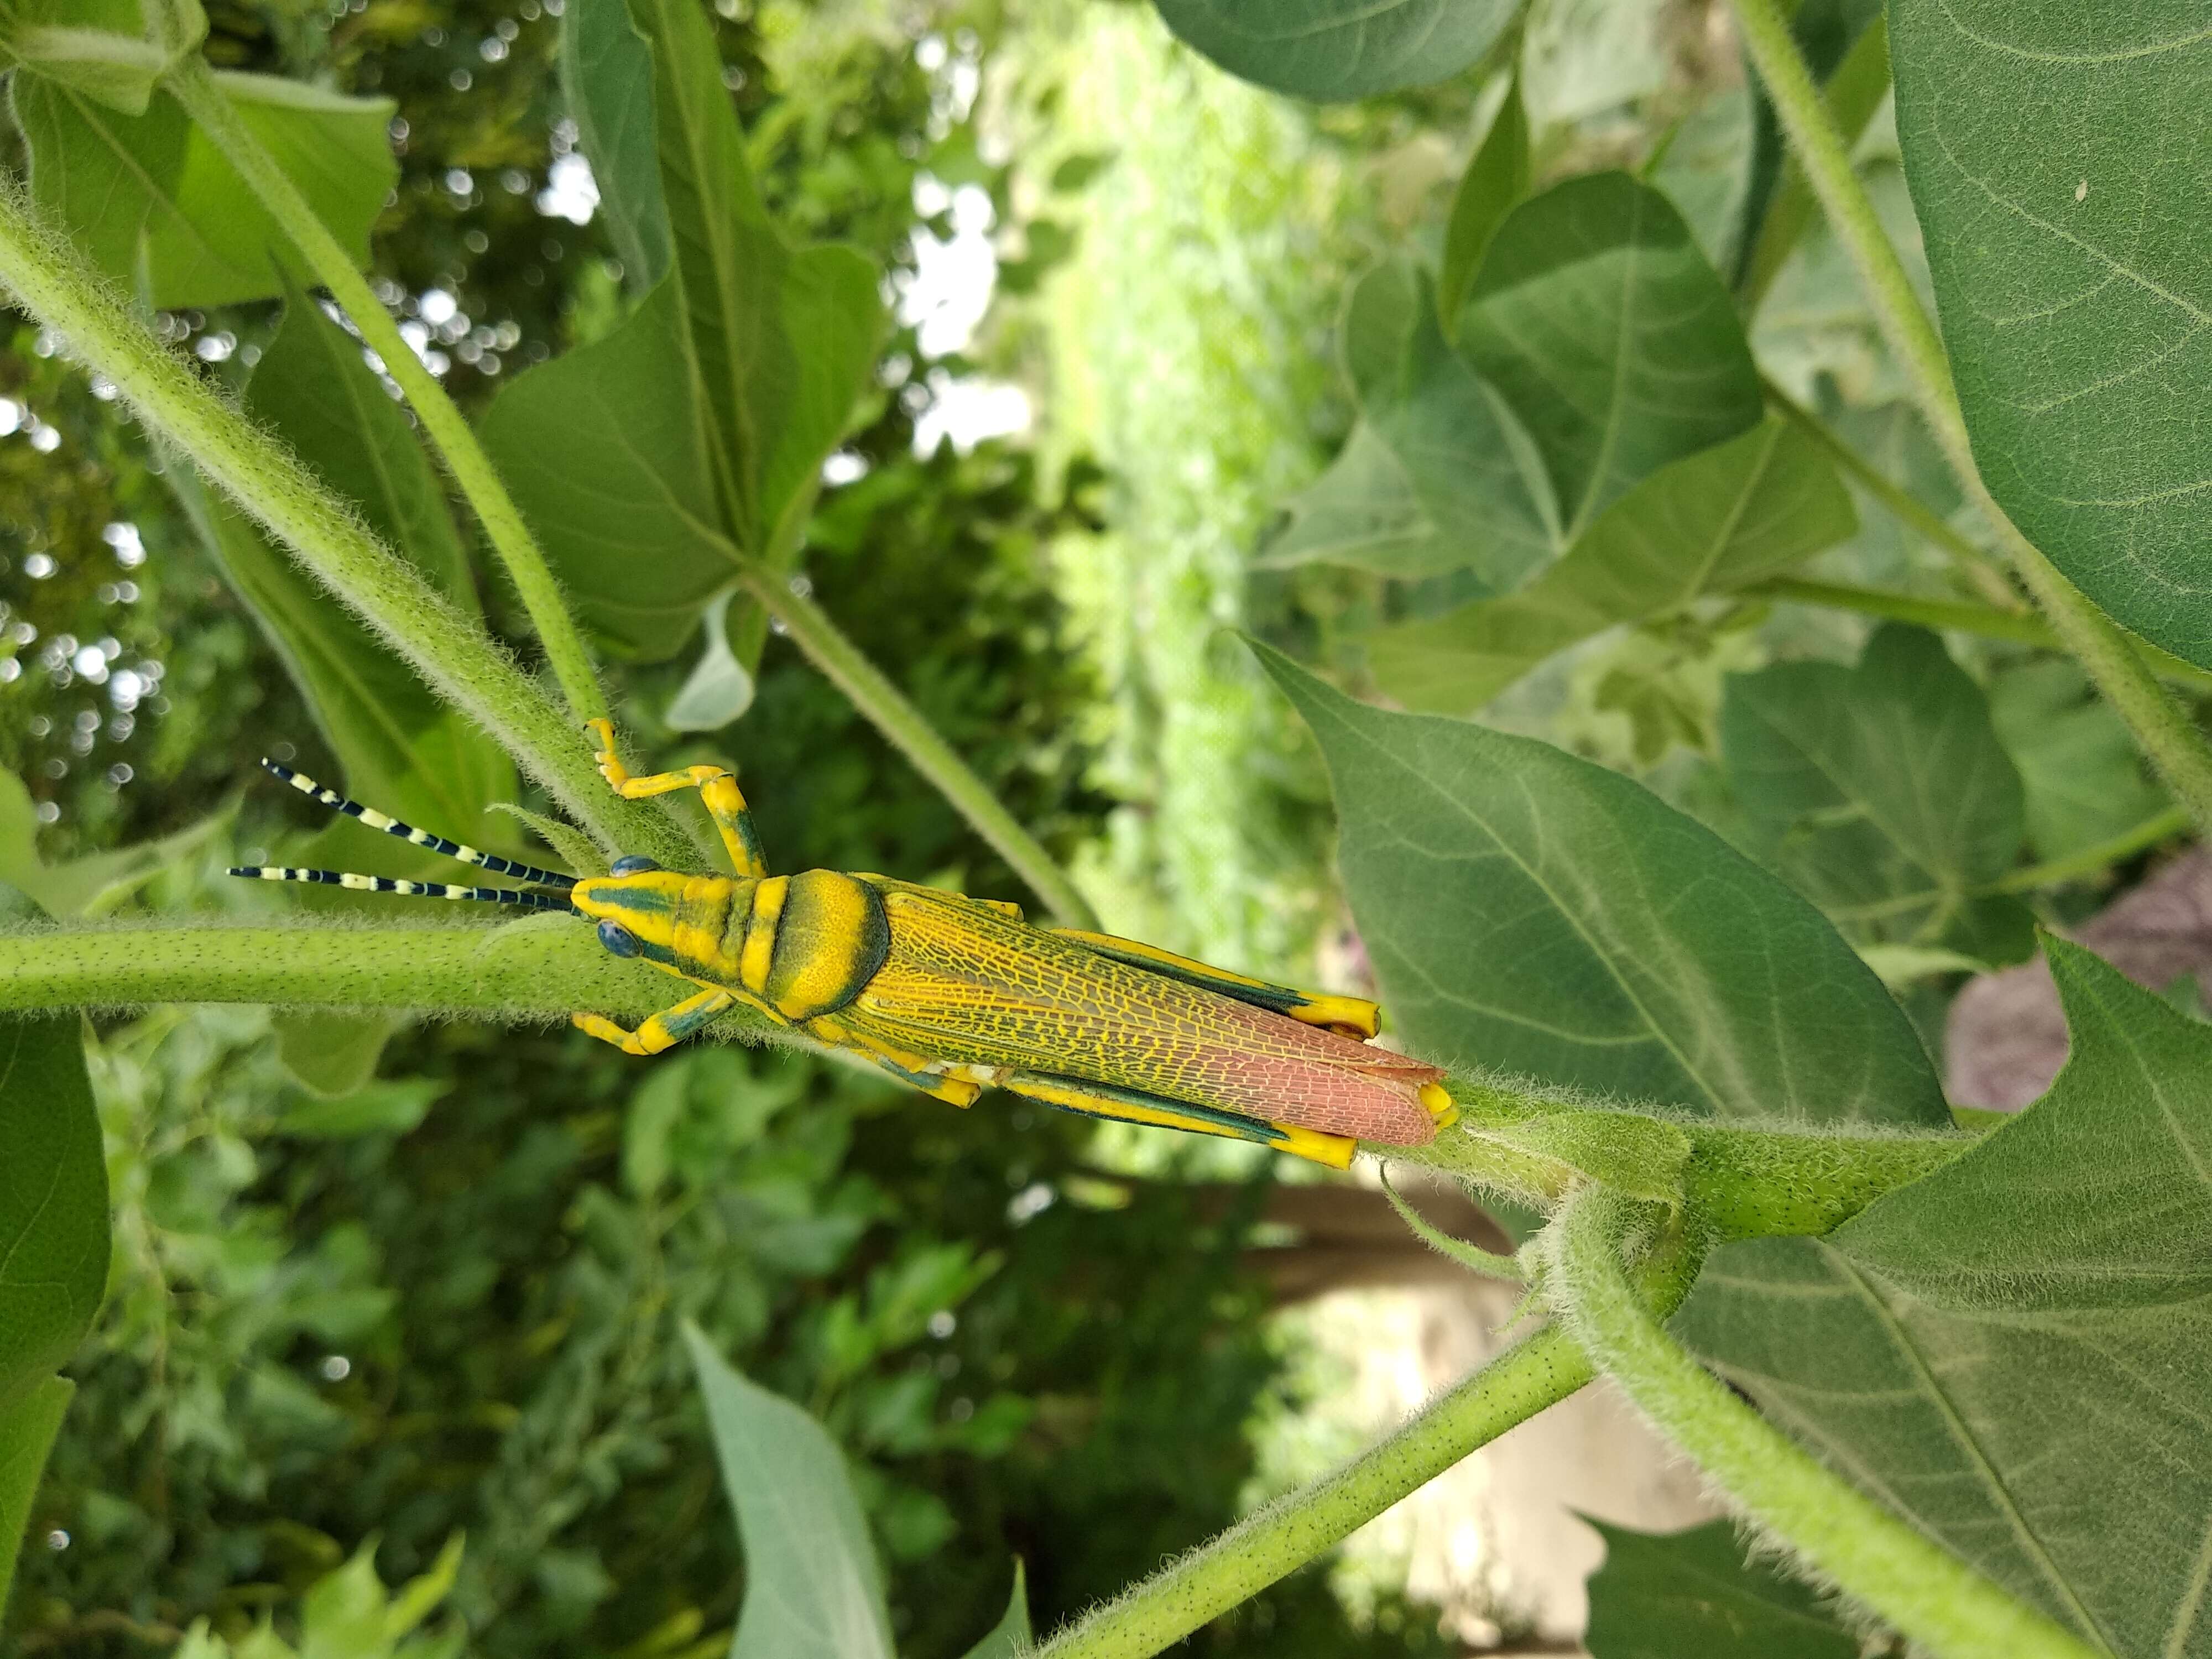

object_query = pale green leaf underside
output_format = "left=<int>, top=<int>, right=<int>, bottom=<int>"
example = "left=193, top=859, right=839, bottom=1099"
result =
left=1151, top=0, right=1520, bottom=101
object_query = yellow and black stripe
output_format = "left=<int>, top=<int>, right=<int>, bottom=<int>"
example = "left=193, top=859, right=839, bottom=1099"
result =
left=262, top=759, right=574, bottom=889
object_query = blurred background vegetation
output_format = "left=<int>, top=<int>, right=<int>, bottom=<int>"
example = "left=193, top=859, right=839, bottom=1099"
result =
left=5, top=0, right=2144, bottom=1650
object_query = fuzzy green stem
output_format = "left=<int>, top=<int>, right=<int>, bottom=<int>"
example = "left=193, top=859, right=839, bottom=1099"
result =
left=1985, top=807, right=2193, bottom=895
left=1729, top=0, right=2212, bottom=840
left=1034, top=1231, right=1703, bottom=1658
left=0, top=181, right=691, bottom=870
left=1678, top=1125, right=1961, bottom=1240
left=1545, top=1187, right=2102, bottom=1659
left=739, top=567, right=1100, bottom=928
left=162, top=57, right=609, bottom=731
left=0, top=917, right=792, bottom=1042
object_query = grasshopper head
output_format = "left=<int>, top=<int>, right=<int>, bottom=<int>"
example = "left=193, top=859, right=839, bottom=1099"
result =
left=572, top=857, right=696, bottom=965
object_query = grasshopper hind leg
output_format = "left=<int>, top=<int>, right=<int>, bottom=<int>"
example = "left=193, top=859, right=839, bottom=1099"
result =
left=999, top=1071, right=1355, bottom=1170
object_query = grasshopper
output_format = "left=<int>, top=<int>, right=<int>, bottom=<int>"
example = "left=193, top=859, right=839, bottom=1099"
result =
left=231, top=720, right=1456, bottom=1167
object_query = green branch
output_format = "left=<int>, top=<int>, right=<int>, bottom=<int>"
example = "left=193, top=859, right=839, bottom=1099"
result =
left=163, top=57, right=611, bottom=731
left=739, top=566, right=1100, bottom=929
left=1542, top=1187, right=2102, bottom=1659
left=0, top=180, right=692, bottom=870
left=1728, top=0, right=2212, bottom=841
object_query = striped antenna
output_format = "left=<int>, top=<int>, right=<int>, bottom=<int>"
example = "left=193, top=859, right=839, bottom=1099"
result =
left=229, top=865, right=573, bottom=912
left=260, top=759, right=575, bottom=889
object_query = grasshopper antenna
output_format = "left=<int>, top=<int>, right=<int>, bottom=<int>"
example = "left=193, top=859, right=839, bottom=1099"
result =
left=257, top=758, right=575, bottom=889
left=228, top=865, right=573, bottom=912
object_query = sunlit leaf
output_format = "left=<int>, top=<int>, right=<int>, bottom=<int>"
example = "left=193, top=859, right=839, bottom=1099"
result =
left=1891, top=0, right=2212, bottom=668
left=1721, top=623, right=2033, bottom=962
left=1458, top=173, right=1763, bottom=541
left=0, top=1376, right=72, bottom=1616
left=1583, top=1517, right=1859, bottom=1659
left=561, top=0, right=672, bottom=293
left=14, top=70, right=394, bottom=307
left=682, top=1322, right=894, bottom=1659
left=665, top=588, right=756, bottom=730
left=1366, top=416, right=1853, bottom=712
left=1151, top=0, right=1521, bottom=101
left=0, top=1016, right=109, bottom=1416
left=1256, top=643, right=1945, bottom=1128
left=1681, top=940, right=2212, bottom=1659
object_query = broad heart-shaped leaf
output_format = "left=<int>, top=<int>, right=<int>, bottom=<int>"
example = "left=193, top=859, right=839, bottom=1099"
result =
left=0, top=1016, right=109, bottom=1418
left=14, top=70, right=393, bottom=309
left=1990, top=659, right=2168, bottom=864
left=478, top=278, right=738, bottom=653
left=176, top=291, right=515, bottom=846
left=1721, top=624, right=2033, bottom=963
left=1150, top=0, right=1520, bottom=101
left=629, top=0, right=879, bottom=560
left=1256, top=420, right=1452, bottom=577
left=1365, top=415, right=1854, bottom=712
left=1891, top=2, right=2212, bottom=670
left=681, top=1322, right=894, bottom=1659
left=1582, top=1518, right=1858, bottom=1659
left=561, top=0, right=671, bottom=294
left=1458, top=173, right=1763, bottom=542
left=0, top=1376, right=73, bottom=1616
left=1683, top=940, right=2212, bottom=1659
left=956, top=1562, right=1030, bottom=1659
left=1257, top=644, right=1944, bottom=1127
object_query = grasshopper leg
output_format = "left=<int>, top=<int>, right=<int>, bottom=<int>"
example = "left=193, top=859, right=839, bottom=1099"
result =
left=999, top=1070, right=1355, bottom=1170
left=585, top=718, right=768, bottom=878
left=574, top=987, right=736, bottom=1056
left=805, top=1012, right=983, bottom=1107
left=1042, top=927, right=1381, bottom=1037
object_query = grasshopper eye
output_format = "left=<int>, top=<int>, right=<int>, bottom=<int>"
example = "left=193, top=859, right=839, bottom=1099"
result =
left=609, top=854, right=661, bottom=876
left=597, top=919, right=642, bottom=957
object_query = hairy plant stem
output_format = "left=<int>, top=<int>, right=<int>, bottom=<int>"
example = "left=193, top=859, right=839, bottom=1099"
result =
left=1036, top=1225, right=1701, bottom=1659
left=1729, top=0, right=2212, bottom=840
left=737, top=565, right=1100, bottom=928
left=1544, top=1187, right=2103, bottom=1659
left=0, top=181, right=693, bottom=870
left=161, top=56, right=610, bottom=732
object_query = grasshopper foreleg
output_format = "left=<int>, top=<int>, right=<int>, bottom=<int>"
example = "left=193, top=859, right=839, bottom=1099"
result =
left=573, top=987, right=736, bottom=1056
left=585, top=718, right=768, bottom=878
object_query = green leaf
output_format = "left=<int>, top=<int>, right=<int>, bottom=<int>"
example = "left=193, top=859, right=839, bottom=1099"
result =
left=0, top=1015, right=109, bottom=1417
left=1891, top=1, right=2212, bottom=667
left=1366, top=415, right=1854, bottom=712
left=1437, top=74, right=1529, bottom=325
left=665, top=588, right=755, bottom=731
left=0, top=1375, right=71, bottom=1617
left=275, top=1012, right=400, bottom=1099
left=1583, top=1517, right=1859, bottom=1659
left=1990, top=658, right=2167, bottom=864
left=957, top=1562, right=1030, bottom=1659
left=478, top=279, right=735, bottom=654
left=1721, top=624, right=2032, bottom=960
left=14, top=70, right=394, bottom=308
left=2, top=27, right=168, bottom=115
left=1685, top=940, right=2212, bottom=1659
left=1151, top=0, right=1520, bottom=101
left=560, top=0, right=671, bottom=294
left=1256, top=420, right=1452, bottom=577
left=275, top=1077, right=446, bottom=1139
left=0, top=766, right=228, bottom=917
left=1458, top=172, right=1764, bottom=541
left=1255, top=643, right=1945, bottom=1129
left=176, top=290, right=516, bottom=845
left=682, top=1321, right=894, bottom=1659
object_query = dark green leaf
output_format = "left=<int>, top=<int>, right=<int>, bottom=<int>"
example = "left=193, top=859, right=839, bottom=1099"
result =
left=1458, top=173, right=1763, bottom=541
left=1686, top=940, right=2212, bottom=1659
left=178, top=290, right=517, bottom=846
left=1437, top=75, right=1528, bottom=325
left=682, top=1322, right=895, bottom=1659
left=956, top=1561, right=1030, bottom=1659
left=1339, top=255, right=1419, bottom=407
left=1366, top=415, right=1854, bottom=712
left=1891, top=0, right=2212, bottom=668
left=1048, top=151, right=1115, bottom=192
left=0, top=1375, right=71, bottom=1617
left=1151, top=0, right=1520, bottom=101
left=0, top=1015, right=109, bottom=1416
left=1583, top=1518, right=1858, bottom=1659
left=1990, top=659, right=2167, bottom=863
left=478, top=279, right=737, bottom=654
left=1721, top=624, right=2032, bottom=960
left=275, top=1078, right=446, bottom=1139
left=1255, top=643, right=1945, bottom=1127
left=15, top=71, right=394, bottom=308
left=561, top=0, right=672, bottom=294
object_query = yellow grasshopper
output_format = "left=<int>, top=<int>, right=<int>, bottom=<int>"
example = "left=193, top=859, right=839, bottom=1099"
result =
left=231, top=721, right=1456, bottom=1167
